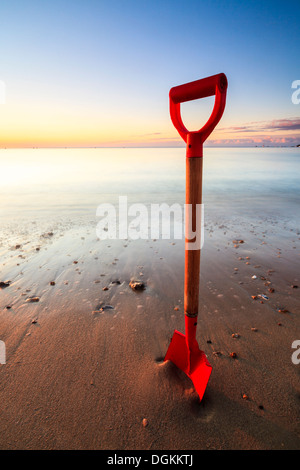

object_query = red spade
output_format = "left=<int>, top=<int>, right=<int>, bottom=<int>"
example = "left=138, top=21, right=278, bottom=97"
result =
left=164, top=73, right=228, bottom=401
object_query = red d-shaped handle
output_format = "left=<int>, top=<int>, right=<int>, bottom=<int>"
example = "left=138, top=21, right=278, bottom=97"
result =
left=170, top=73, right=228, bottom=157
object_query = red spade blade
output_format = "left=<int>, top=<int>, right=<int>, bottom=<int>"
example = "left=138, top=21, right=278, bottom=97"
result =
left=164, top=330, right=212, bottom=401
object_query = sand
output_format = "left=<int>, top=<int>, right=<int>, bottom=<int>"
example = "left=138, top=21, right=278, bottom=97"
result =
left=0, top=213, right=299, bottom=450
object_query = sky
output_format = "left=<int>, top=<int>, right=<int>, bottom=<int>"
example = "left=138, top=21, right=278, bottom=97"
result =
left=0, top=0, right=299, bottom=148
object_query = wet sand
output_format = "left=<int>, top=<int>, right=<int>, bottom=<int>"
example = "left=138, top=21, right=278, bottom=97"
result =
left=0, top=213, right=299, bottom=450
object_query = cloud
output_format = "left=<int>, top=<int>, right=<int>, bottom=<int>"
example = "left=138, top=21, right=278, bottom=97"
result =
left=207, top=135, right=300, bottom=147
left=220, top=118, right=300, bottom=134
left=264, top=118, right=300, bottom=131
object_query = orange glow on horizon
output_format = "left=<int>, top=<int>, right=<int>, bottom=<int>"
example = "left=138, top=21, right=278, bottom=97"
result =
left=1, top=101, right=299, bottom=148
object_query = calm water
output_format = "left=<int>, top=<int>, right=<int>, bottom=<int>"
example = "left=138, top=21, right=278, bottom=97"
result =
left=0, top=147, right=299, bottom=226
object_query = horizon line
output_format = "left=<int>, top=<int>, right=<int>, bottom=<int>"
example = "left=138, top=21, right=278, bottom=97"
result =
left=0, top=145, right=299, bottom=150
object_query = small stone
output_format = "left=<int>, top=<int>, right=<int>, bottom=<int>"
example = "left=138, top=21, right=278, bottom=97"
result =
left=6, top=305, right=12, bottom=309
left=102, top=287, right=109, bottom=291
left=232, top=333, right=239, bottom=338
left=73, top=261, right=78, bottom=264
left=0, top=281, right=11, bottom=288
left=230, top=352, right=237, bottom=359
left=251, top=295, right=258, bottom=300
left=174, top=307, right=179, bottom=311
left=259, top=294, right=269, bottom=300
left=15, top=244, right=22, bottom=249
left=291, top=285, right=298, bottom=289
left=258, top=404, right=264, bottom=410
left=207, top=339, right=212, bottom=344
left=268, top=287, right=275, bottom=293
left=26, top=297, right=40, bottom=303
left=93, top=305, right=114, bottom=314
left=251, top=327, right=258, bottom=332
left=50, top=281, right=55, bottom=286
left=213, top=351, right=222, bottom=357
left=278, top=308, right=289, bottom=313
left=31, top=318, right=38, bottom=324
left=142, top=418, right=148, bottom=428
left=129, top=280, right=145, bottom=291
left=242, top=394, right=249, bottom=400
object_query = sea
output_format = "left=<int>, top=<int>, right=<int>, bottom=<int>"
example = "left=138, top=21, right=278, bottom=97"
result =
left=0, top=147, right=299, bottom=238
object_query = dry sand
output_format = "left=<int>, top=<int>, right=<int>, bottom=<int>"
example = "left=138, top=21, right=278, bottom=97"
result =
left=0, top=215, right=299, bottom=450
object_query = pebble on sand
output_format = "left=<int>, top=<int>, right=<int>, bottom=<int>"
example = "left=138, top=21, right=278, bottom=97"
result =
left=129, top=280, right=145, bottom=291
left=50, top=281, right=55, bottom=286
left=230, top=352, right=237, bottom=359
left=142, top=418, right=149, bottom=428
left=93, top=305, right=114, bottom=314
left=213, top=351, right=222, bottom=357
left=0, top=281, right=11, bottom=288
left=242, top=394, right=249, bottom=400
left=26, top=297, right=40, bottom=303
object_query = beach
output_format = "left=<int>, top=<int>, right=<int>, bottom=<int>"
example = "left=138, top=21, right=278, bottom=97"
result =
left=0, top=147, right=299, bottom=450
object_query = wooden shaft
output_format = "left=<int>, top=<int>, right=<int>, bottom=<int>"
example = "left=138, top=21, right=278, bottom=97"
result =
left=184, top=156, right=203, bottom=317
